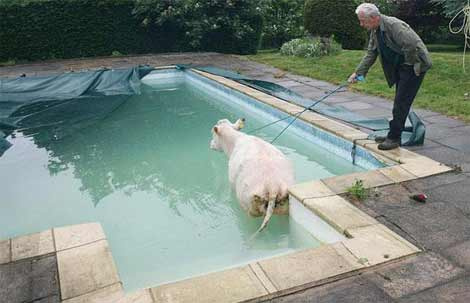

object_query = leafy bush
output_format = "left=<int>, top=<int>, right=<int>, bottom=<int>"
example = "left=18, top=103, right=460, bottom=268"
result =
left=280, top=36, right=341, bottom=57
left=367, top=0, right=399, bottom=16
left=432, top=0, right=468, bottom=17
left=0, top=0, right=144, bottom=61
left=259, top=0, right=306, bottom=49
left=395, top=0, right=466, bottom=46
left=0, top=0, right=263, bottom=61
left=133, top=0, right=263, bottom=54
left=304, top=0, right=367, bottom=50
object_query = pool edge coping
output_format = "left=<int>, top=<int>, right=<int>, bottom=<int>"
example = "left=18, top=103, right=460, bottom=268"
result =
left=0, top=66, right=453, bottom=302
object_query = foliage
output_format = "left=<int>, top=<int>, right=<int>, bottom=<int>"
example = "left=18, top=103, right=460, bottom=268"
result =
left=183, top=0, right=263, bottom=54
left=0, top=0, right=263, bottom=61
left=304, top=0, right=367, bottom=50
left=280, top=37, right=341, bottom=58
left=133, top=0, right=263, bottom=54
left=391, top=0, right=458, bottom=44
left=247, top=48, right=470, bottom=121
left=258, top=0, right=306, bottom=49
left=346, top=180, right=369, bottom=201
left=132, top=0, right=188, bottom=52
left=365, top=0, right=399, bottom=15
left=0, top=0, right=144, bottom=61
left=432, top=0, right=468, bottom=17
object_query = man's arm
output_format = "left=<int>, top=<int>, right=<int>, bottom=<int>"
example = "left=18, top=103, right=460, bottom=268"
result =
left=349, top=32, right=378, bottom=83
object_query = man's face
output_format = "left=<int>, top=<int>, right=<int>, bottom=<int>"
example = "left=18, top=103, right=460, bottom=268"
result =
left=357, top=13, right=380, bottom=30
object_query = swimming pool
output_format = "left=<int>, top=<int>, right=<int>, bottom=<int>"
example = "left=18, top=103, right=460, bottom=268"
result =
left=0, top=68, right=385, bottom=291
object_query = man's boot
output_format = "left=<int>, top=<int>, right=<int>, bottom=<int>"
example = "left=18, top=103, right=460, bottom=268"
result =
left=378, top=138, right=400, bottom=150
left=374, top=135, right=387, bottom=143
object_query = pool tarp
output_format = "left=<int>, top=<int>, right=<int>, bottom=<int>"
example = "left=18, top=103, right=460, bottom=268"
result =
left=184, top=65, right=425, bottom=147
left=0, top=66, right=153, bottom=156
left=0, top=64, right=424, bottom=157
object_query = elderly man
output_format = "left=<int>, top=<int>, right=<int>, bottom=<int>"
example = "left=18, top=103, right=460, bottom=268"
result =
left=348, top=3, right=432, bottom=150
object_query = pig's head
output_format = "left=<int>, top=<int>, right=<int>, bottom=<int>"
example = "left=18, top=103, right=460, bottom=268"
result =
left=210, top=118, right=245, bottom=151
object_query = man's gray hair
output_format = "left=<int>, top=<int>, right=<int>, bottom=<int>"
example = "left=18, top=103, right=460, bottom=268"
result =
left=355, top=3, right=380, bottom=17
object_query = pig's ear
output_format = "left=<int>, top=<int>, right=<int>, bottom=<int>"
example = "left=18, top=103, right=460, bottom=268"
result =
left=213, top=126, right=219, bottom=134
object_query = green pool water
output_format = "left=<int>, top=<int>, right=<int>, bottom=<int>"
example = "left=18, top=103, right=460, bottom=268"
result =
left=0, top=72, right=364, bottom=291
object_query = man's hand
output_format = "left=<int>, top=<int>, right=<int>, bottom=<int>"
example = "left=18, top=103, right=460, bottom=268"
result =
left=348, top=72, right=358, bottom=83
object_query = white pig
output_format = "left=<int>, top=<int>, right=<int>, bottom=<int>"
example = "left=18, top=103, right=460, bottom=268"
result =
left=210, top=118, right=294, bottom=233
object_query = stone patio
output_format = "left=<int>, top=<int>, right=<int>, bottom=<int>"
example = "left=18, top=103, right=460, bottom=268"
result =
left=1, top=53, right=470, bottom=302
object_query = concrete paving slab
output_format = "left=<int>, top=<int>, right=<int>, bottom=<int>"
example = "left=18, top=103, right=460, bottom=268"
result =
left=151, top=266, right=268, bottom=303
left=425, top=178, right=470, bottom=215
left=257, top=244, right=362, bottom=291
left=397, top=274, right=470, bottom=303
left=336, top=101, right=374, bottom=111
left=381, top=202, right=470, bottom=251
left=422, top=115, right=467, bottom=127
left=322, top=170, right=393, bottom=194
left=289, top=180, right=335, bottom=202
left=304, top=195, right=378, bottom=233
left=11, top=230, right=55, bottom=261
left=403, top=171, right=469, bottom=192
left=452, top=124, right=470, bottom=133
left=355, top=108, right=392, bottom=119
left=274, top=80, right=302, bottom=88
left=294, top=79, right=336, bottom=90
left=379, top=166, right=417, bottom=183
left=343, top=224, right=420, bottom=266
left=400, top=157, right=452, bottom=178
left=404, top=139, right=442, bottom=152
left=0, top=239, right=10, bottom=264
left=287, top=84, right=324, bottom=95
left=0, top=255, right=59, bottom=303
left=353, top=95, right=393, bottom=107
left=373, top=215, right=422, bottom=250
left=433, top=134, right=470, bottom=152
left=443, top=240, right=470, bottom=270
left=250, top=263, right=277, bottom=294
left=116, top=289, right=154, bottom=303
left=423, top=124, right=461, bottom=140
left=358, top=184, right=422, bottom=214
left=34, top=295, right=61, bottom=303
left=57, top=240, right=120, bottom=300
left=266, top=275, right=394, bottom=303
left=54, top=222, right=106, bottom=251
left=62, top=283, right=123, bottom=303
left=365, top=252, right=464, bottom=299
left=412, top=108, right=441, bottom=118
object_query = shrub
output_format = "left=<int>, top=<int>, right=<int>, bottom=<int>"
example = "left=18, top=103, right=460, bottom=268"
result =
left=304, top=0, right=367, bottom=50
left=280, top=36, right=341, bottom=57
left=182, top=0, right=263, bottom=54
left=0, top=0, right=144, bottom=61
left=0, top=0, right=263, bottom=61
left=367, top=0, right=399, bottom=16
left=259, top=0, right=306, bottom=49
left=432, top=0, right=468, bottom=17
left=133, top=0, right=263, bottom=55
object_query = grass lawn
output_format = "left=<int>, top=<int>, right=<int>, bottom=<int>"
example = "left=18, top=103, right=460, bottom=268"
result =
left=246, top=48, right=470, bottom=122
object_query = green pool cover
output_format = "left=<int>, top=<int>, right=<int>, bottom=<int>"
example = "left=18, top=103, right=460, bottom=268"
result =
left=0, top=65, right=425, bottom=156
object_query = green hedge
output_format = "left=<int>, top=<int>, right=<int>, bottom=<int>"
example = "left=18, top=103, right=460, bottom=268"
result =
left=304, top=0, right=367, bottom=50
left=259, top=0, right=306, bottom=49
left=0, top=0, right=263, bottom=61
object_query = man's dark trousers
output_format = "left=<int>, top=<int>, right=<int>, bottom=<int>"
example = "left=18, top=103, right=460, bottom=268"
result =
left=388, top=64, right=425, bottom=140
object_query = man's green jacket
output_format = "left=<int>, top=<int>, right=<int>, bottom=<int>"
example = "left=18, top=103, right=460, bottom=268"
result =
left=355, top=14, right=432, bottom=87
